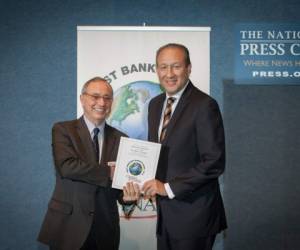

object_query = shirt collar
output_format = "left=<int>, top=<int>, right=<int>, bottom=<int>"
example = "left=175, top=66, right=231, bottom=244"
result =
left=83, top=116, right=105, bottom=135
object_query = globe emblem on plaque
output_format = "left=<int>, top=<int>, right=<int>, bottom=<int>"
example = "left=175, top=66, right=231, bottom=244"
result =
left=127, top=160, right=145, bottom=176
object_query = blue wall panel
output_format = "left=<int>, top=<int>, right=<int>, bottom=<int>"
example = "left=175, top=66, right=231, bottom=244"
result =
left=223, top=82, right=300, bottom=250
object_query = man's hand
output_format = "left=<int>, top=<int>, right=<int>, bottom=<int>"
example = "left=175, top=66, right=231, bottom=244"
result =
left=123, top=182, right=141, bottom=202
left=142, top=179, right=167, bottom=198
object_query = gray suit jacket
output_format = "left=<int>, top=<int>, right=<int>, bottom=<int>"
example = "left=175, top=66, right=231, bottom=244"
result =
left=38, top=117, right=127, bottom=250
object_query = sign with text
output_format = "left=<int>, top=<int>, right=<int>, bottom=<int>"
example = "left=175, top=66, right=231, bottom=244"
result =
left=235, top=23, right=300, bottom=84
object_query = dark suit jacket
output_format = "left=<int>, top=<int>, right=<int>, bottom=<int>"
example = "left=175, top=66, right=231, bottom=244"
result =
left=38, top=117, right=127, bottom=250
left=148, top=82, right=227, bottom=239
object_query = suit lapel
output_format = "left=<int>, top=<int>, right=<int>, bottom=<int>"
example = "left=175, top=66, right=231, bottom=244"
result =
left=76, top=116, right=97, bottom=163
left=100, top=124, right=117, bottom=165
left=149, top=94, right=165, bottom=142
left=162, top=82, right=193, bottom=145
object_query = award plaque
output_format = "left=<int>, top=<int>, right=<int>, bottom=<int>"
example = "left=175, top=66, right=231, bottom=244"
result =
left=112, top=137, right=161, bottom=189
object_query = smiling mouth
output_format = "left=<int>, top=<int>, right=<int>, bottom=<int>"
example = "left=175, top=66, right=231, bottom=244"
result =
left=93, top=108, right=106, bottom=113
left=165, top=80, right=177, bottom=85
left=166, top=77, right=177, bottom=81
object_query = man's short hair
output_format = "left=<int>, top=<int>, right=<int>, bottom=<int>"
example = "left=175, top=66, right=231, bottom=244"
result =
left=156, top=43, right=191, bottom=66
left=81, top=77, right=112, bottom=95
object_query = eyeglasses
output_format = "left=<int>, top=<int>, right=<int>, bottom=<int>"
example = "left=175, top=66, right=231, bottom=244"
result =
left=83, top=92, right=113, bottom=102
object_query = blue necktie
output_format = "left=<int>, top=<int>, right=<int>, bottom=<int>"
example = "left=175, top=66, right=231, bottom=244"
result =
left=93, top=128, right=100, bottom=162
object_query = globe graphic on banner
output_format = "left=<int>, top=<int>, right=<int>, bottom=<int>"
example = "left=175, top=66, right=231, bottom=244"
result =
left=108, top=81, right=162, bottom=140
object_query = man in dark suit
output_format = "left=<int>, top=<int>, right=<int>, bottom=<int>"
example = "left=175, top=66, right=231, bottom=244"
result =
left=38, top=77, right=139, bottom=250
left=142, top=44, right=227, bottom=250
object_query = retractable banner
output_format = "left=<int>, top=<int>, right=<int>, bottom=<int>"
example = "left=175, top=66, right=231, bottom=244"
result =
left=77, top=26, right=210, bottom=250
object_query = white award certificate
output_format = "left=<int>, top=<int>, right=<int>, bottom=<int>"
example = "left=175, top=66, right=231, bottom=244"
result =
left=112, top=137, right=161, bottom=189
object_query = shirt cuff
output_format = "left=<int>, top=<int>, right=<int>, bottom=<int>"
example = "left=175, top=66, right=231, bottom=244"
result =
left=164, top=183, right=175, bottom=199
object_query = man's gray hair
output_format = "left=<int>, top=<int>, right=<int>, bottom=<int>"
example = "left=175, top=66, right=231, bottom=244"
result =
left=81, top=77, right=112, bottom=95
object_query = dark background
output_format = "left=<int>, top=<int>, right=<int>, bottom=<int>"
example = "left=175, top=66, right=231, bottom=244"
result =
left=0, top=0, right=299, bottom=249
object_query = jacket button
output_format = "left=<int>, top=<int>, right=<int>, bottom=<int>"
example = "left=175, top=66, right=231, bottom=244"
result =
left=89, top=211, right=94, bottom=216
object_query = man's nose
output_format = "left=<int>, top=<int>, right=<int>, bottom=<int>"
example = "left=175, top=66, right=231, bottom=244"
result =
left=166, top=66, right=175, bottom=77
left=96, top=96, right=106, bottom=105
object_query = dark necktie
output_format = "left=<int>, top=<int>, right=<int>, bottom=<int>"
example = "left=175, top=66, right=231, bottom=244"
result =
left=93, top=127, right=100, bottom=162
left=159, top=97, right=176, bottom=142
